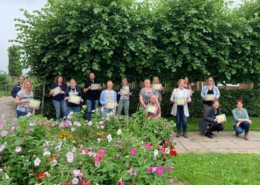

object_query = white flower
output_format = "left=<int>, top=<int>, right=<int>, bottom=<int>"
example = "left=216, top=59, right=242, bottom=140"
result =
left=44, top=171, right=50, bottom=177
left=87, top=121, right=93, bottom=126
left=67, top=156, right=74, bottom=163
left=117, top=129, right=122, bottom=135
left=0, top=145, right=5, bottom=152
left=55, top=145, right=61, bottom=152
left=106, top=117, right=109, bottom=121
left=91, top=109, right=95, bottom=113
left=72, top=146, right=76, bottom=153
left=0, top=169, right=2, bottom=173
left=95, top=162, right=100, bottom=168
left=52, top=122, right=56, bottom=127
left=99, top=121, right=104, bottom=125
left=141, top=140, right=144, bottom=145
left=29, top=122, right=35, bottom=126
left=165, top=148, right=170, bottom=154
left=34, top=158, right=41, bottom=166
left=71, top=127, right=76, bottom=132
left=15, top=146, right=22, bottom=153
left=43, top=151, right=51, bottom=156
left=100, top=125, right=104, bottom=129
left=97, top=138, right=101, bottom=143
left=50, top=159, right=57, bottom=167
left=59, top=123, right=64, bottom=127
left=107, top=134, right=112, bottom=143
left=73, top=121, right=81, bottom=127
left=43, top=148, right=48, bottom=152
left=82, top=105, right=87, bottom=109
left=72, top=177, right=79, bottom=184
left=154, top=149, right=159, bottom=159
left=81, top=150, right=86, bottom=155
left=73, top=170, right=80, bottom=177
left=5, top=174, right=10, bottom=179
left=66, top=151, right=74, bottom=158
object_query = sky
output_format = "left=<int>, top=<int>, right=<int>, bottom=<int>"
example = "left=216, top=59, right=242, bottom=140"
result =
left=0, top=0, right=243, bottom=74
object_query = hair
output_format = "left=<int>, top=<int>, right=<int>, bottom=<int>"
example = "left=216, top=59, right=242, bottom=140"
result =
left=177, top=79, right=185, bottom=85
left=212, top=100, right=219, bottom=105
left=107, top=80, right=113, bottom=85
left=236, top=99, right=243, bottom=104
left=121, top=78, right=128, bottom=85
left=152, top=76, right=159, bottom=84
left=19, top=76, right=25, bottom=80
left=207, top=77, right=215, bottom=85
left=22, top=80, right=33, bottom=91
left=89, top=72, right=95, bottom=76
left=70, top=79, right=76, bottom=83
left=53, top=75, right=66, bottom=85
left=144, top=79, right=150, bottom=83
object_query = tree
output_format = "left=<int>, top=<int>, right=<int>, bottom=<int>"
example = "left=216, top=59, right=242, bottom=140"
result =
left=8, top=45, right=22, bottom=82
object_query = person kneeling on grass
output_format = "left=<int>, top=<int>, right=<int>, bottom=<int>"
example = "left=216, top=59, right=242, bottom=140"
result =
left=146, top=95, right=161, bottom=119
left=232, top=99, right=252, bottom=140
left=199, top=100, right=224, bottom=139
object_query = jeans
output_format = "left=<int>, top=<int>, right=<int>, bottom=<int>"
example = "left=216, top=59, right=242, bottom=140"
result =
left=176, top=106, right=187, bottom=132
left=86, top=99, right=99, bottom=121
left=117, top=99, right=130, bottom=116
left=66, top=106, right=80, bottom=116
left=52, top=100, right=67, bottom=120
left=208, top=123, right=224, bottom=132
left=233, top=121, right=250, bottom=134
left=17, top=110, right=29, bottom=118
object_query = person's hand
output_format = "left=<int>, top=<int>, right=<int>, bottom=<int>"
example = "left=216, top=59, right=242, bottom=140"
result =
left=129, top=92, right=132, bottom=96
left=22, top=99, right=29, bottom=103
left=186, top=99, right=191, bottom=103
left=80, top=99, right=83, bottom=102
left=99, top=86, right=102, bottom=90
left=248, top=120, right=252, bottom=124
left=49, top=91, right=54, bottom=95
left=115, top=104, right=118, bottom=108
left=64, top=97, right=69, bottom=101
left=213, top=118, right=217, bottom=122
left=236, top=122, right=241, bottom=127
left=61, top=91, right=65, bottom=94
left=143, top=104, right=147, bottom=109
left=160, top=87, right=164, bottom=91
left=118, top=92, right=121, bottom=95
left=103, top=103, right=106, bottom=106
left=171, top=100, right=175, bottom=103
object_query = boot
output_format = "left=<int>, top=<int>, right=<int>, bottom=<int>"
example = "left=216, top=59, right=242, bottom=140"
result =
left=176, top=132, right=181, bottom=138
left=244, top=133, right=249, bottom=140
left=183, top=132, right=188, bottom=138
left=205, top=132, right=213, bottom=139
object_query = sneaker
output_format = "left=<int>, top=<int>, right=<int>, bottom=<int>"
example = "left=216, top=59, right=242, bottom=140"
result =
left=183, top=132, right=188, bottom=138
left=205, top=132, right=213, bottom=139
left=176, top=132, right=181, bottom=138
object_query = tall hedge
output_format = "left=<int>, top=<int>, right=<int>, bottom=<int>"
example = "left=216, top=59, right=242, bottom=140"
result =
left=34, top=86, right=260, bottom=119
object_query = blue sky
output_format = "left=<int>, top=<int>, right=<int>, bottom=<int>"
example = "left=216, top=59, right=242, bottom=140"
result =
left=0, top=0, right=243, bottom=74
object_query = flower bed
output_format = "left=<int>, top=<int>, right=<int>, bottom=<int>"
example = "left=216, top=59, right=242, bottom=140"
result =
left=0, top=109, right=177, bottom=184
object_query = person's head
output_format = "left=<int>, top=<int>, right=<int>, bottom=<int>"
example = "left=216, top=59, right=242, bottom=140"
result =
left=177, top=79, right=185, bottom=89
left=107, top=80, right=113, bottom=89
left=18, top=76, right=25, bottom=85
left=89, top=73, right=95, bottom=81
left=150, top=95, right=157, bottom=104
left=121, top=78, right=128, bottom=86
left=70, top=79, right=77, bottom=88
left=184, top=77, right=189, bottom=85
left=54, top=75, right=66, bottom=85
left=212, top=100, right=220, bottom=109
left=22, top=80, right=32, bottom=91
left=236, top=99, right=243, bottom=109
left=207, top=77, right=214, bottom=86
left=144, top=79, right=151, bottom=88
left=152, top=76, right=159, bottom=84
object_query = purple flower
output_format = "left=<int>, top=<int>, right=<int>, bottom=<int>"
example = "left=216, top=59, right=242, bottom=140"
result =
left=167, top=166, right=173, bottom=171
left=15, top=146, right=22, bottom=153
left=144, top=144, right=151, bottom=150
left=1, top=130, right=8, bottom=137
left=156, top=167, right=164, bottom=175
left=66, top=151, right=74, bottom=158
left=116, top=141, right=121, bottom=146
left=72, top=177, right=79, bottom=184
left=115, top=155, right=120, bottom=160
left=130, top=149, right=137, bottom=155
left=147, top=167, right=152, bottom=173
left=34, top=158, right=41, bottom=166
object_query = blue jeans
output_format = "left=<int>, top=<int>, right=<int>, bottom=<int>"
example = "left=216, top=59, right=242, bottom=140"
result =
left=52, top=100, right=67, bottom=120
left=17, top=110, right=29, bottom=118
left=86, top=99, right=99, bottom=121
left=176, top=106, right=187, bottom=132
left=66, top=106, right=80, bottom=116
left=233, top=121, right=250, bottom=134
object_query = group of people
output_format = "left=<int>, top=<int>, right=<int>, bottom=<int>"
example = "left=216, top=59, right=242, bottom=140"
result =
left=11, top=75, right=252, bottom=140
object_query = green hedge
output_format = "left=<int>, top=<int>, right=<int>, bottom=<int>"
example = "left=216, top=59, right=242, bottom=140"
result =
left=34, top=85, right=260, bottom=119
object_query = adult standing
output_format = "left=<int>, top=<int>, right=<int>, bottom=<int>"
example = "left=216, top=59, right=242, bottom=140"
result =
left=201, top=77, right=220, bottom=113
left=152, top=76, right=164, bottom=105
left=84, top=73, right=102, bottom=121
left=184, top=77, right=193, bottom=95
left=139, top=79, right=156, bottom=109
left=199, top=100, right=224, bottom=138
left=14, top=80, right=34, bottom=118
left=100, top=81, right=118, bottom=116
left=11, top=76, right=25, bottom=98
left=232, top=99, right=252, bottom=140
left=170, top=79, right=191, bottom=138
left=117, top=78, right=132, bottom=116
left=64, top=79, right=83, bottom=115
left=49, top=75, right=67, bottom=120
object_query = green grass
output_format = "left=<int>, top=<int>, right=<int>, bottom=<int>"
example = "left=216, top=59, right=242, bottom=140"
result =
left=172, top=153, right=260, bottom=185
left=166, top=116, right=260, bottom=131
left=0, top=90, right=11, bottom=98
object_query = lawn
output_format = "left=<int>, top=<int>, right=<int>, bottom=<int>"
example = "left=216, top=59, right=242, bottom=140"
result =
left=172, top=153, right=260, bottom=185
left=0, top=90, right=11, bottom=98
left=167, top=116, right=260, bottom=131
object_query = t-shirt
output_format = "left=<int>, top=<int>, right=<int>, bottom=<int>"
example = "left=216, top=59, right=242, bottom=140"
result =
left=51, top=84, right=67, bottom=101
left=139, top=88, right=156, bottom=105
left=16, top=90, right=34, bottom=113
left=84, top=80, right=100, bottom=100
left=119, top=86, right=130, bottom=100
left=203, top=89, right=214, bottom=106
left=65, top=86, right=82, bottom=107
left=105, top=90, right=114, bottom=102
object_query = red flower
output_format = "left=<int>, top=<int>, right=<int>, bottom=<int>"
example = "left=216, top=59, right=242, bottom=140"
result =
left=37, top=172, right=44, bottom=181
left=170, top=149, right=177, bottom=156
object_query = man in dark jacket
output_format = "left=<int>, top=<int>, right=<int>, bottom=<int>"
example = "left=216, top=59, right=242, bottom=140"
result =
left=11, top=76, right=25, bottom=98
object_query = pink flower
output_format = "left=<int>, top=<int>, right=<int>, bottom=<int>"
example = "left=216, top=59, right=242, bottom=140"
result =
left=87, top=121, right=92, bottom=126
left=130, top=149, right=137, bottom=155
left=1, top=130, right=8, bottom=137
left=118, top=179, right=125, bottom=185
left=46, top=122, right=51, bottom=126
left=164, top=122, right=169, bottom=126
left=39, top=121, right=43, bottom=126
left=144, top=144, right=151, bottom=150
left=65, top=121, right=70, bottom=127
left=169, top=178, right=174, bottom=184
left=103, top=121, right=108, bottom=125
left=167, top=166, right=173, bottom=171
left=25, top=130, right=30, bottom=134
left=116, top=141, right=121, bottom=146
left=147, top=167, right=152, bottom=173
left=156, top=167, right=164, bottom=175
left=115, top=155, right=120, bottom=160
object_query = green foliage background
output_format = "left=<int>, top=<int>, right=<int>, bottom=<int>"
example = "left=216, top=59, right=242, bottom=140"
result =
left=8, top=45, right=22, bottom=78
left=11, top=0, right=260, bottom=85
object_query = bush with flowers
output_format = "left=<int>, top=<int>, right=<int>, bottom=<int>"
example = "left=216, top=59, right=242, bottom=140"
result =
left=0, top=108, right=178, bottom=185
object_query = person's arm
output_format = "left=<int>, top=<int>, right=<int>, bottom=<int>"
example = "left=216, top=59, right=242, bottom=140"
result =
left=154, top=106, right=161, bottom=119
left=99, top=90, right=106, bottom=106
left=11, top=85, right=17, bottom=98
left=186, top=89, right=191, bottom=103
left=200, top=86, right=205, bottom=99
left=203, top=108, right=216, bottom=123
left=78, top=87, right=84, bottom=102
left=129, top=87, right=133, bottom=96
left=14, top=93, right=28, bottom=105
left=139, top=89, right=147, bottom=108
left=170, top=89, right=175, bottom=103
left=215, top=86, right=220, bottom=99
left=83, top=82, right=91, bottom=93
left=49, top=84, right=54, bottom=95
left=114, top=91, right=118, bottom=107
left=64, top=88, right=69, bottom=101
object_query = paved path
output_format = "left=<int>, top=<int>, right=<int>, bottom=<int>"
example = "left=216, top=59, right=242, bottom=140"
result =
left=1, top=96, right=260, bottom=153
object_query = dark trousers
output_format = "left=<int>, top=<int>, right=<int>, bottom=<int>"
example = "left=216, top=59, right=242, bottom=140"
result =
left=208, top=123, right=224, bottom=133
